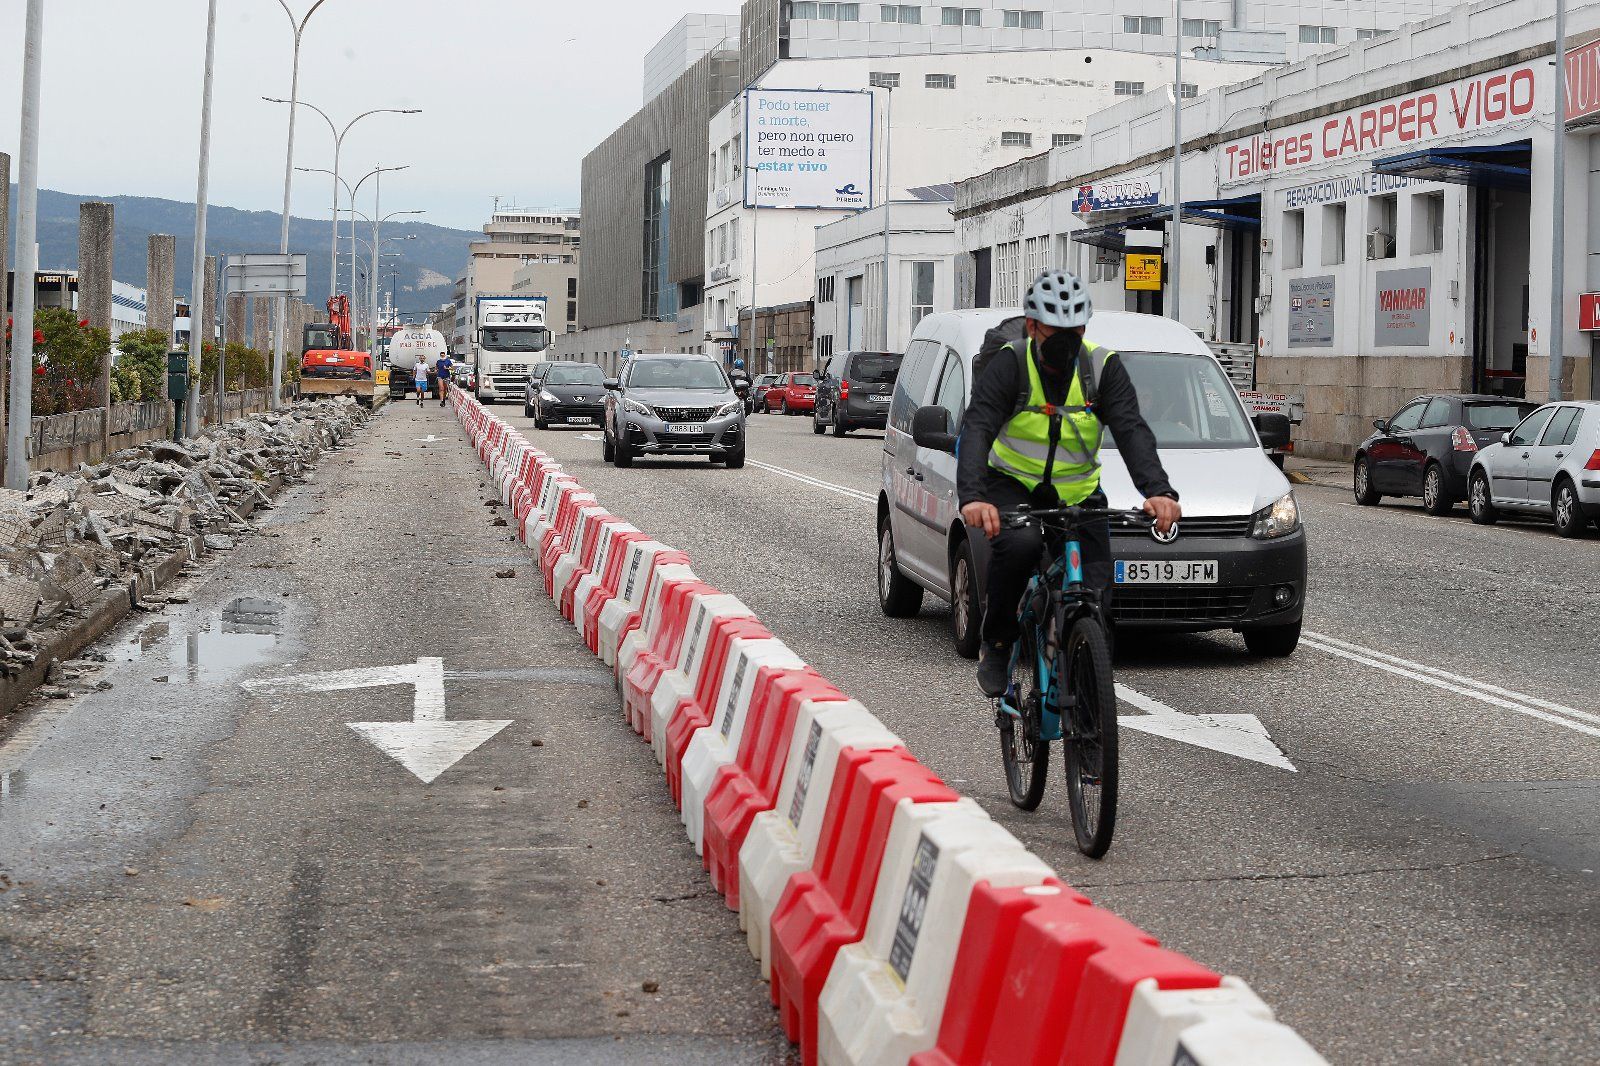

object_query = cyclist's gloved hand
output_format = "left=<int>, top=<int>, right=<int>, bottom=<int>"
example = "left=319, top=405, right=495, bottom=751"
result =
left=962, top=501, right=1001, bottom=539
left=1142, top=495, right=1182, bottom=535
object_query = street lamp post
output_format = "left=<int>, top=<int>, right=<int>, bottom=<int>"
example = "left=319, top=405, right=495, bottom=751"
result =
left=1551, top=0, right=1569, bottom=401
left=269, top=98, right=419, bottom=306
left=185, top=0, right=219, bottom=437
left=270, top=0, right=332, bottom=411
left=744, top=164, right=762, bottom=372
left=6, top=0, right=44, bottom=490
left=881, top=85, right=893, bottom=352
left=1171, top=0, right=1183, bottom=323
left=342, top=230, right=416, bottom=343
left=343, top=165, right=409, bottom=346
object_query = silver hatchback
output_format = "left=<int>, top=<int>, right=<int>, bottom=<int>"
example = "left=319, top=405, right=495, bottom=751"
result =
left=1468, top=400, right=1600, bottom=537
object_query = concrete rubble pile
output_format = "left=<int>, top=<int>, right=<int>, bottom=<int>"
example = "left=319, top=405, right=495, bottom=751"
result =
left=0, top=400, right=367, bottom=673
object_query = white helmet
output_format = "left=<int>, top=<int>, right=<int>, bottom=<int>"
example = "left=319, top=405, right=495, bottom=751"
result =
left=1024, top=269, right=1092, bottom=329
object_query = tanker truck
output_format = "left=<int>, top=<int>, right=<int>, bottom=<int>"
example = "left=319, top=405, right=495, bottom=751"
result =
left=386, top=324, right=448, bottom=400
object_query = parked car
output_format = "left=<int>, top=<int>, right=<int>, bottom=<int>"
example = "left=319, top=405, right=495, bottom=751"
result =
left=1353, top=394, right=1537, bottom=513
left=766, top=372, right=817, bottom=415
left=602, top=352, right=746, bottom=468
left=453, top=363, right=477, bottom=392
left=1468, top=400, right=1600, bottom=537
left=813, top=350, right=902, bottom=436
left=525, top=360, right=608, bottom=428
left=878, top=309, right=1304, bottom=658
left=749, top=373, right=780, bottom=413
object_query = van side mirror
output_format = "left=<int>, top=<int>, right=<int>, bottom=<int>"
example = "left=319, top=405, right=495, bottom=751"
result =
left=603, top=378, right=619, bottom=390
left=912, top=405, right=957, bottom=454
left=1254, top=413, right=1292, bottom=450
left=1500, top=431, right=1512, bottom=445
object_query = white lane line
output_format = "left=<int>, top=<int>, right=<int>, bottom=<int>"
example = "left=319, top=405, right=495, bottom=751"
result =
left=746, top=459, right=876, bottom=503
left=1300, top=633, right=1600, bottom=740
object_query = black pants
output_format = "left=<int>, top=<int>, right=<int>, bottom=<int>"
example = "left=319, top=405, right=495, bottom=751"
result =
left=981, top=478, right=1112, bottom=645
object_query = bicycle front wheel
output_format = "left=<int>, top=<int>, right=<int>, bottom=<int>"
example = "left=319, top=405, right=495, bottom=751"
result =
left=998, top=624, right=1050, bottom=810
left=1062, top=616, right=1118, bottom=858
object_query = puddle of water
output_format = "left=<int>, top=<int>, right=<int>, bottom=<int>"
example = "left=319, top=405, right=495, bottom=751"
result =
left=124, top=596, right=285, bottom=683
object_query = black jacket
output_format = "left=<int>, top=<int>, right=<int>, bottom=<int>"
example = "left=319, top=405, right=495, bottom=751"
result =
left=956, top=319, right=1177, bottom=507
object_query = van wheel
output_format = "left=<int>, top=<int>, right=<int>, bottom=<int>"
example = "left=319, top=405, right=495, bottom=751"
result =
left=950, top=539, right=982, bottom=660
left=831, top=414, right=849, bottom=437
left=878, top=517, right=923, bottom=618
left=1422, top=463, right=1453, bottom=515
left=1553, top=477, right=1588, bottom=538
left=1353, top=456, right=1380, bottom=505
left=1468, top=471, right=1498, bottom=525
left=1243, top=621, right=1300, bottom=657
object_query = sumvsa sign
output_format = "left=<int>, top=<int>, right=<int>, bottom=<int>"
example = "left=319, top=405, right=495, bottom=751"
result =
left=1222, top=62, right=1538, bottom=184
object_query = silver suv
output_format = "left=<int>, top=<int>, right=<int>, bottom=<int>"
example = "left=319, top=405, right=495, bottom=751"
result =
left=602, top=353, right=748, bottom=468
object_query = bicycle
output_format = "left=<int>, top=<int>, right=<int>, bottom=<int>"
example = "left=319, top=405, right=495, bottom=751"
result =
left=995, top=504, right=1151, bottom=858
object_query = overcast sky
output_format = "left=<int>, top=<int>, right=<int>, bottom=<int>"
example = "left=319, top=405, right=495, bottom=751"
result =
left=0, top=0, right=743, bottom=232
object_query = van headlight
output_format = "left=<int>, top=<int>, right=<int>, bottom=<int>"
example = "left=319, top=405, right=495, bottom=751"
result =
left=623, top=398, right=655, bottom=418
left=1250, top=492, right=1300, bottom=539
left=713, top=400, right=743, bottom=418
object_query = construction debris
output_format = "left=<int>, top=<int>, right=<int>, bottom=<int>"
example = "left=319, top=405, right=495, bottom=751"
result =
left=0, top=400, right=367, bottom=675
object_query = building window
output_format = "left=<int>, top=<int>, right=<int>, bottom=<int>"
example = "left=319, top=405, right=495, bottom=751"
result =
left=567, top=300, right=577, bottom=322
left=1356, top=27, right=1392, bottom=41
left=1003, top=9, right=1044, bottom=29
left=642, top=152, right=674, bottom=319
left=1182, top=18, right=1222, bottom=36
left=567, top=277, right=578, bottom=298
left=1298, top=24, right=1337, bottom=44
left=1113, top=80, right=1145, bottom=96
left=1322, top=202, right=1346, bottom=266
left=870, top=71, right=901, bottom=88
left=941, top=7, right=981, bottom=27
left=880, top=4, right=919, bottom=23
left=910, top=262, right=935, bottom=330
left=1001, top=131, right=1032, bottom=148
left=817, top=334, right=835, bottom=360
left=1282, top=209, right=1304, bottom=269
left=1180, top=82, right=1198, bottom=99
left=1123, top=16, right=1162, bottom=34
left=1412, top=191, right=1445, bottom=255
left=1367, top=194, right=1397, bottom=260
left=1052, top=133, right=1082, bottom=148
left=995, top=240, right=1021, bottom=308
left=1023, top=234, right=1049, bottom=285
left=793, top=2, right=859, bottom=20
left=818, top=275, right=836, bottom=302
left=926, top=73, right=956, bottom=89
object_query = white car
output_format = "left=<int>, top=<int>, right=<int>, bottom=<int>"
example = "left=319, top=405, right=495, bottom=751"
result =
left=876, top=309, right=1307, bottom=658
left=1468, top=400, right=1600, bottom=537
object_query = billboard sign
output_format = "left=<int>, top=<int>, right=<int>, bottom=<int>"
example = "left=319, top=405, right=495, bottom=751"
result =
left=1071, top=176, right=1161, bottom=214
left=1221, top=62, right=1538, bottom=184
left=1566, top=38, right=1600, bottom=125
left=1287, top=275, right=1336, bottom=348
left=1374, top=267, right=1432, bottom=346
left=223, top=254, right=308, bottom=297
left=744, top=89, right=874, bottom=211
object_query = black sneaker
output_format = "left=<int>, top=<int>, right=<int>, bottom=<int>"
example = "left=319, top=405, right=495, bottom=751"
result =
left=977, top=640, right=1012, bottom=698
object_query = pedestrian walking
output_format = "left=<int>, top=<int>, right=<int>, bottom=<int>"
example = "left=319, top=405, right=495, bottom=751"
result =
left=413, top=358, right=428, bottom=406
left=435, top=352, right=454, bottom=407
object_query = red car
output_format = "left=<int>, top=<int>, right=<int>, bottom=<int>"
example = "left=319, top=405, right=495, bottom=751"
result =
left=766, top=372, right=817, bottom=415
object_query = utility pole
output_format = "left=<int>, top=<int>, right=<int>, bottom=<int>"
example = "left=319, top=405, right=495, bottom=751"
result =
left=1550, top=0, right=1569, bottom=402
left=745, top=164, right=762, bottom=373
left=881, top=85, right=893, bottom=352
left=186, top=0, right=218, bottom=436
left=6, top=0, right=43, bottom=490
left=1171, top=0, right=1183, bottom=323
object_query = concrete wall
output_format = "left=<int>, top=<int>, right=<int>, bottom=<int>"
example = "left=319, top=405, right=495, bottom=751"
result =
left=28, top=389, right=276, bottom=472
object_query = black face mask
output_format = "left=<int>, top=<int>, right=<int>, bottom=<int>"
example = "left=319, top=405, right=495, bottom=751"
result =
left=1038, top=330, right=1081, bottom=373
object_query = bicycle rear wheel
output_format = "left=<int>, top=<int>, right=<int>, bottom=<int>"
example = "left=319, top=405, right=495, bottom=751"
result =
left=998, top=625, right=1050, bottom=810
left=1062, top=615, right=1118, bottom=858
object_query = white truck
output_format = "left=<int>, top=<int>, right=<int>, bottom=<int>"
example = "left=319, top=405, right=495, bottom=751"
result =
left=386, top=324, right=448, bottom=399
left=473, top=294, right=551, bottom=403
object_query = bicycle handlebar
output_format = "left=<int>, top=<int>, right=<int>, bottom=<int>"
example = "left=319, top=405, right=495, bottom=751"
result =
left=1001, top=505, right=1153, bottom=530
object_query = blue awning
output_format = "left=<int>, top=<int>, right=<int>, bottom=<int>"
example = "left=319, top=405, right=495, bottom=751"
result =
left=1371, top=141, right=1530, bottom=190
left=1069, top=210, right=1171, bottom=250
left=1179, top=194, right=1261, bottom=230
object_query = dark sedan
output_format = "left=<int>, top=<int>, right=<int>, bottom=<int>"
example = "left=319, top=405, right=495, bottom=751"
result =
left=1354, top=393, right=1537, bottom=513
left=525, top=361, right=608, bottom=429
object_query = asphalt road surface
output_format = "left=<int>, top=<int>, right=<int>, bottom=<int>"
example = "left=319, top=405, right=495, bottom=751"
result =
left=2, top=398, right=1594, bottom=1064
left=502, top=404, right=1597, bottom=1065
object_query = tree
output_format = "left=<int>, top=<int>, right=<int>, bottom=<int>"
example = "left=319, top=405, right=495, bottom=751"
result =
left=110, top=327, right=170, bottom=403
left=31, top=308, right=109, bottom=416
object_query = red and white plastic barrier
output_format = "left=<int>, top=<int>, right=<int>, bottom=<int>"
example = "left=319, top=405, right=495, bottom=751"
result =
left=445, top=392, right=1328, bottom=1066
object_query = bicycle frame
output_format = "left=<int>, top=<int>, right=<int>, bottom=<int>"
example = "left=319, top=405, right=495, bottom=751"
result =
left=1000, top=528, right=1100, bottom=742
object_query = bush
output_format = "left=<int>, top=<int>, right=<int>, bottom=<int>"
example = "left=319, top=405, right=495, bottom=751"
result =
left=222, top=343, right=270, bottom=391
left=32, top=308, right=109, bottom=416
left=111, top=327, right=171, bottom=403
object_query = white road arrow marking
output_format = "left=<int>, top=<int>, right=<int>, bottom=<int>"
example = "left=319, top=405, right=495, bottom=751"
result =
left=243, top=657, right=510, bottom=783
left=578, top=433, right=604, bottom=442
left=1117, top=683, right=1295, bottom=771
left=415, top=434, right=443, bottom=443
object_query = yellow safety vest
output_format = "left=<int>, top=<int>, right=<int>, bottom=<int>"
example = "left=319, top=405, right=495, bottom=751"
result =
left=987, top=337, right=1112, bottom=504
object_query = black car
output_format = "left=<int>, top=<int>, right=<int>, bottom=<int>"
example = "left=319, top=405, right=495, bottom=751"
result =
left=813, top=350, right=902, bottom=436
left=525, top=360, right=608, bottom=429
left=1354, top=393, right=1537, bottom=513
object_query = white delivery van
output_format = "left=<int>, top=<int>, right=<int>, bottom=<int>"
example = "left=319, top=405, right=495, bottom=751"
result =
left=875, top=309, right=1306, bottom=658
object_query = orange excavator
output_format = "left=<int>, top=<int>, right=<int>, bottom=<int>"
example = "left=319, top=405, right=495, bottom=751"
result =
left=299, top=294, right=385, bottom=407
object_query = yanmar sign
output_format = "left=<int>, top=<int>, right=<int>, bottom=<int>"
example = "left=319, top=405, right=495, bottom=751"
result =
left=1222, top=63, right=1538, bottom=184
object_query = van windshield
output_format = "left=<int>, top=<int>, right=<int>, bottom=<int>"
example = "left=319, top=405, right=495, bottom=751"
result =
left=1102, top=351, right=1256, bottom=450
left=847, top=353, right=901, bottom=385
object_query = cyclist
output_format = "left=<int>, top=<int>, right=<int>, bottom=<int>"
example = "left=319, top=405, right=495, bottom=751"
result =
left=958, top=270, right=1182, bottom=697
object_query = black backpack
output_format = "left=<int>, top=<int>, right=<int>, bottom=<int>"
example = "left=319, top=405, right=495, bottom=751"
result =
left=973, top=316, right=1101, bottom=418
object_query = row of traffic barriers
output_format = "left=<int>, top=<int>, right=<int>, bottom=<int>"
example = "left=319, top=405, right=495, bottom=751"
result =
left=450, top=392, right=1330, bottom=1066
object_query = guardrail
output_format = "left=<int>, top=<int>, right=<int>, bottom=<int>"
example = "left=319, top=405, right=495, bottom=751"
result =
left=451, top=389, right=1329, bottom=1066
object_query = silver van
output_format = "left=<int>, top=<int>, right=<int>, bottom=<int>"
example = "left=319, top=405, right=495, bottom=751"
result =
left=875, top=309, right=1307, bottom=658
